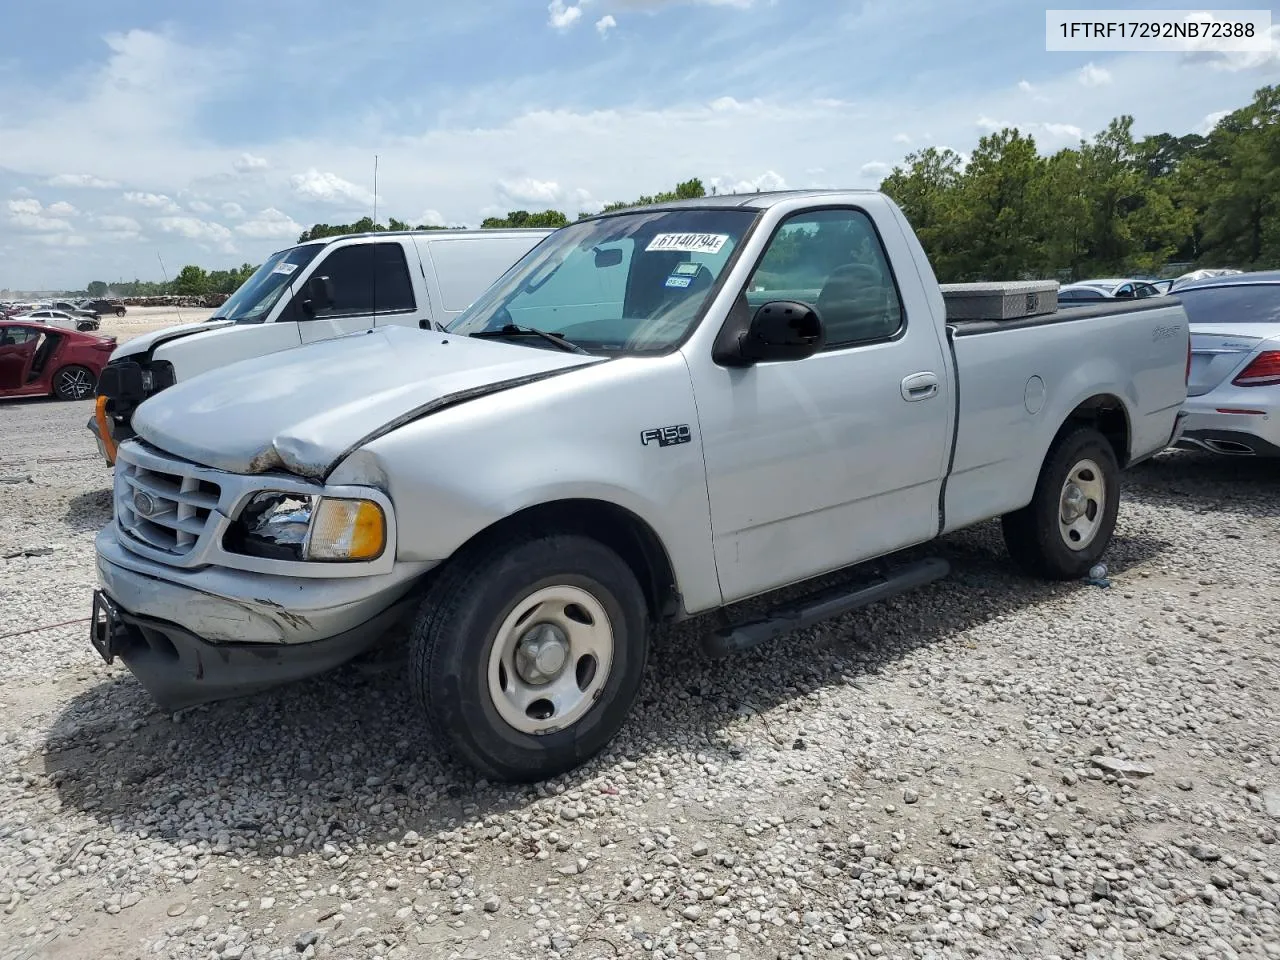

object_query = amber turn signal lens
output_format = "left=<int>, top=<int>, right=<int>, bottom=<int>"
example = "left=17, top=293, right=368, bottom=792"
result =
left=306, top=498, right=386, bottom=561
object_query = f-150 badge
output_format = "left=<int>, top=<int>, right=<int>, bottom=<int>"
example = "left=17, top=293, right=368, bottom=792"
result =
left=641, top=425, right=692, bottom=447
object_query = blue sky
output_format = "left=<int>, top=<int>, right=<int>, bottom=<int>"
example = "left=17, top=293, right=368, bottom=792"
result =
left=1, top=0, right=1278, bottom=289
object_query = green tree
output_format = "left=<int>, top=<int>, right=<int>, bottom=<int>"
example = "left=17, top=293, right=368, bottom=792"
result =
left=86, top=280, right=108, bottom=297
left=173, top=265, right=210, bottom=296
left=480, top=210, right=570, bottom=228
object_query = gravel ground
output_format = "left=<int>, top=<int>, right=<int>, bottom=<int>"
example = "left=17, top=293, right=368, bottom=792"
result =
left=0, top=388, right=1278, bottom=960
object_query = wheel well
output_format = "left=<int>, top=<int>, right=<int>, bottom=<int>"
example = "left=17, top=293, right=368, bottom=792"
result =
left=448, top=499, right=680, bottom=621
left=1061, top=394, right=1130, bottom=466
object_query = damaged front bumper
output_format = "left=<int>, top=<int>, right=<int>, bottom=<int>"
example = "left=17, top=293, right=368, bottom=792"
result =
left=92, top=524, right=434, bottom=710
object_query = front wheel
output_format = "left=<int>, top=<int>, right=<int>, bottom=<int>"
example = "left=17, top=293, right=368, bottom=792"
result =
left=409, top=532, right=649, bottom=782
left=52, top=365, right=97, bottom=401
left=115, top=307, right=126, bottom=317
left=1001, top=426, right=1120, bottom=580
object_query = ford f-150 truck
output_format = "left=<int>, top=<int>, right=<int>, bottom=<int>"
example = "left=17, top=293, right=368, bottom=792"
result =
left=89, top=190, right=1190, bottom=782
left=88, top=227, right=552, bottom=464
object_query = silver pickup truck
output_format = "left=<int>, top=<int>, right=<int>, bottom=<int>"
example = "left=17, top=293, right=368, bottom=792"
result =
left=89, top=190, right=1190, bottom=782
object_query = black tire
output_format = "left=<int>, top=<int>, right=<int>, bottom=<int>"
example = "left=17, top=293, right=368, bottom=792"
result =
left=52, top=365, right=97, bottom=401
left=115, top=307, right=126, bottom=317
left=1001, top=426, right=1120, bottom=580
left=409, top=532, right=649, bottom=782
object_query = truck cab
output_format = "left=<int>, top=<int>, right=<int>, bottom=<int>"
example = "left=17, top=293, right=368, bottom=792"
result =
left=90, top=228, right=552, bottom=463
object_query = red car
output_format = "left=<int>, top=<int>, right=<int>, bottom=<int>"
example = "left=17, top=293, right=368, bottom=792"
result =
left=0, top=320, right=116, bottom=401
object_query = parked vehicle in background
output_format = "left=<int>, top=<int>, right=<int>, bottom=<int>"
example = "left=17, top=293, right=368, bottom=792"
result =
left=16, top=309, right=100, bottom=332
left=89, top=189, right=1191, bottom=782
left=1057, top=284, right=1113, bottom=304
left=49, top=300, right=101, bottom=320
left=1173, top=271, right=1280, bottom=457
left=1169, top=268, right=1243, bottom=291
left=79, top=298, right=127, bottom=317
left=88, top=227, right=553, bottom=465
left=0, top=320, right=116, bottom=401
left=1070, top=278, right=1164, bottom=300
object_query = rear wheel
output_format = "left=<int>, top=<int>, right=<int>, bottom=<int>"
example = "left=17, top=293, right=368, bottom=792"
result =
left=115, top=307, right=126, bottom=317
left=1001, top=426, right=1120, bottom=580
left=409, top=532, right=649, bottom=782
left=52, top=365, right=96, bottom=401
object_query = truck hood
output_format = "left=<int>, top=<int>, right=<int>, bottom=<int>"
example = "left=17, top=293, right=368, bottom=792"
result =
left=131, top=325, right=603, bottom=479
left=110, top=318, right=236, bottom=361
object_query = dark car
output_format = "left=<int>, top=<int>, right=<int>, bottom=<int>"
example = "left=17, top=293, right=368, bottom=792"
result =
left=0, top=320, right=117, bottom=401
left=80, top=298, right=127, bottom=317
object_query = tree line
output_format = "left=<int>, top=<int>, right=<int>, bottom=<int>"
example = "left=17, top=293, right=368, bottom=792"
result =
left=79, top=82, right=1278, bottom=298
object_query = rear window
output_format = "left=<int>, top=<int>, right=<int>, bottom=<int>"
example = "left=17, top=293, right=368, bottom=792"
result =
left=1177, top=284, right=1280, bottom=325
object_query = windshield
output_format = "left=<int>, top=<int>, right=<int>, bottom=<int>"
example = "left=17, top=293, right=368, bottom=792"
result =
left=215, top=244, right=324, bottom=324
left=1177, top=284, right=1280, bottom=325
left=446, top=208, right=757, bottom=354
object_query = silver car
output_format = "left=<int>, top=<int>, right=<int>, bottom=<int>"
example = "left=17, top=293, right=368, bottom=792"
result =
left=1175, top=271, right=1280, bottom=457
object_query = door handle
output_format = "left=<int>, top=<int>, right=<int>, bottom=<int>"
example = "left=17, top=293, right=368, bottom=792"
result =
left=901, top=372, right=939, bottom=402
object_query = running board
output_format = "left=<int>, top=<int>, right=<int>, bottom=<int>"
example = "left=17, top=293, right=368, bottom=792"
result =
left=704, top=556, right=951, bottom=658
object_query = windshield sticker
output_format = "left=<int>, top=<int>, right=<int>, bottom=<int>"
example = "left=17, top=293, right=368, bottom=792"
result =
left=646, top=233, right=728, bottom=255
left=271, top=262, right=299, bottom=276
left=664, top=275, right=693, bottom=289
left=672, top=262, right=701, bottom=276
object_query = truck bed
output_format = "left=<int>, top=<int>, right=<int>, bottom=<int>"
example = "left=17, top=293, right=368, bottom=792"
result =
left=949, top=295, right=1176, bottom=336
left=942, top=296, right=1188, bottom=534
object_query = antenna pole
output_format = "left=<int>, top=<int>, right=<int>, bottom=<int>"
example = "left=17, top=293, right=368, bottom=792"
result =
left=156, top=253, right=183, bottom=324
left=373, top=154, right=379, bottom=229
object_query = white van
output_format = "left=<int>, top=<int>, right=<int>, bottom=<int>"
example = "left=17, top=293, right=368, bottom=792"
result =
left=90, top=228, right=552, bottom=463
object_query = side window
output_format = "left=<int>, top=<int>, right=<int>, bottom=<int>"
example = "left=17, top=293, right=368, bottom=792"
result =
left=746, top=208, right=903, bottom=348
left=306, top=242, right=416, bottom=319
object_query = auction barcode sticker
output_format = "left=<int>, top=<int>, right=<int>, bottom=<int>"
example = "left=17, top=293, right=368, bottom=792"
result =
left=646, top=233, right=729, bottom=255
left=1045, top=9, right=1272, bottom=51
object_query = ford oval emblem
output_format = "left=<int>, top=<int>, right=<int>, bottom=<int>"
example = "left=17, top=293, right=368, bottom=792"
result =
left=132, top=490, right=157, bottom=518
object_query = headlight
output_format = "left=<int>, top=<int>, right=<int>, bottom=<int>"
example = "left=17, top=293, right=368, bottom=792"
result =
left=225, top=492, right=387, bottom=562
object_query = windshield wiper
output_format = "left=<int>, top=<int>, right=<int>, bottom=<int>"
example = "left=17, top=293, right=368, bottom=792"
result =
left=470, top=323, right=588, bottom=355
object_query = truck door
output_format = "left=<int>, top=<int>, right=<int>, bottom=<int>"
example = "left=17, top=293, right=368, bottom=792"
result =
left=688, top=206, right=952, bottom=603
left=297, top=240, right=419, bottom=344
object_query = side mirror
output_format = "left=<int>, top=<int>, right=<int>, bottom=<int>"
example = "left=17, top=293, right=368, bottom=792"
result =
left=593, top=247, right=623, bottom=268
left=739, top=300, right=825, bottom=363
left=301, top=275, right=335, bottom=317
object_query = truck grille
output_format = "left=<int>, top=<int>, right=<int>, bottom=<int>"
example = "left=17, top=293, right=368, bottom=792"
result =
left=114, top=444, right=221, bottom=556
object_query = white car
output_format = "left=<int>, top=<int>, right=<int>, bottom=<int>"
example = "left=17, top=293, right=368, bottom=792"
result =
left=1174, top=271, right=1280, bottom=457
left=1064, top=279, right=1164, bottom=300
left=15, top=309, right=99, bottom=332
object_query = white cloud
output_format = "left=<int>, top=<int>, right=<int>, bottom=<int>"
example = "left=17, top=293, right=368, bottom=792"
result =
left=496, top=177, right=564, bottom=206
left=154, top=216, right=234, bottom=248
left=1018, top=80, right=1034, bottom=93
left=45, top=173, right=120, bottom=189
left=6, top=199, right=73, bottom=234
left=859, top=161, right=892, bottom=179
left=289, top=168, right=377, bottom=206
left=709, top=170, right=787, bottom=194
left=1040, top=122, right=1083, bottom=140
left=1198, top=109, right=1231, bottom=134
left=596, top=14, right=617, bottom=34
left=1198, top=25, right=1280, bottom=72
left=234, top=207, right=303, bottom=240
left=33, top=233, right=88, bottom=247
left=892, top=133, right=912, bottom=145
left=124, top=191, right=181, bottom=212
left=417, top=209, right=446, bottom=227
left=188, top=199, right=215, bottom=214
left=977, top=115, right=1013, bottom=131
left=1078, top=63, right=1112, bottom=87
left=46, top=201, right=78, bottom=216
left=233, top=152, right=269, bottom=173
left=221, top=201, right=245, bottom=218
left=549, top=0, right=585, bottom=29
left=96, top=215, right=142, bottom=232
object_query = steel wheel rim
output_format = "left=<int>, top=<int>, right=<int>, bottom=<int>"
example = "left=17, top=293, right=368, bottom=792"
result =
left=1058, top=457, right=1105, bottom=551
left=486, top=584, right=614, bottom=736
left=58, top=368, right=93, bottom=400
